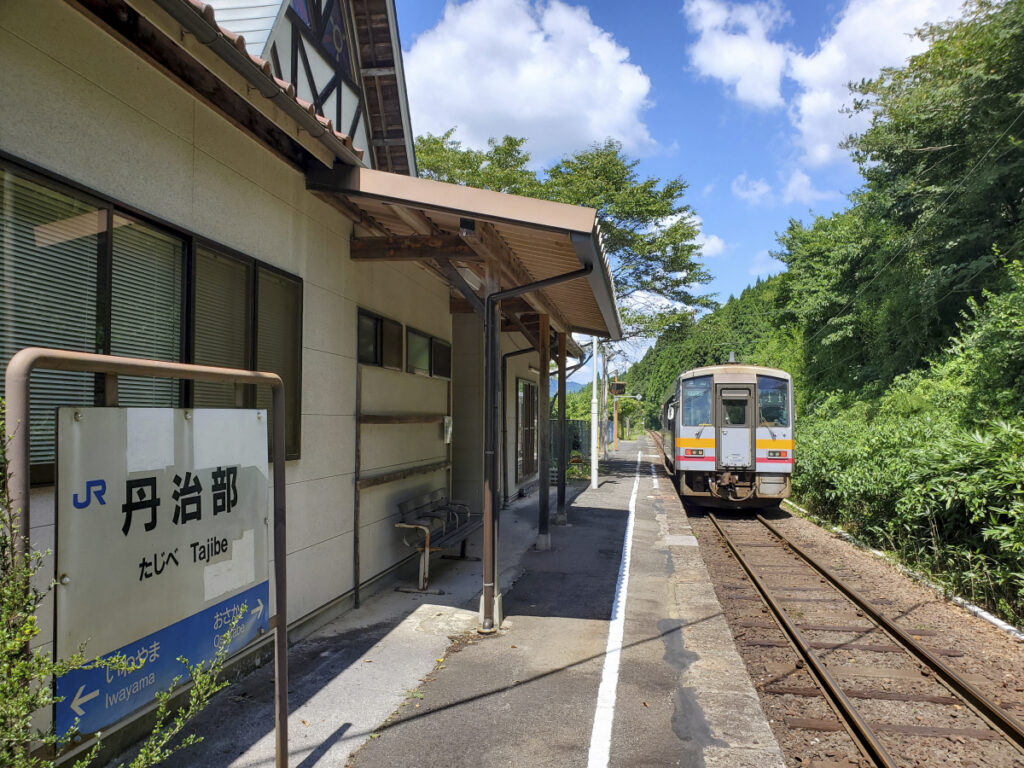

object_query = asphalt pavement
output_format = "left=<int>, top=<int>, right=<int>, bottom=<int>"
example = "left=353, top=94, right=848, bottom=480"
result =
left=116, top=436, right=783, bottom=767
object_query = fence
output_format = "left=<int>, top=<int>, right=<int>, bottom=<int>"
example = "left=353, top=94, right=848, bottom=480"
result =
left=548, top=418, right=590, bottom=474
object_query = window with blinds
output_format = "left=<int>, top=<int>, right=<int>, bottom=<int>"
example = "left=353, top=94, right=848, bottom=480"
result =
left=1, top=160, right=305, bottom=477
left=255, top=267, right=302, bottom=458
left=0, top=168, right=100, bottom=472
left=194, top=249, right=250, bottom=407
left=110, top=220, right=184, bottom=407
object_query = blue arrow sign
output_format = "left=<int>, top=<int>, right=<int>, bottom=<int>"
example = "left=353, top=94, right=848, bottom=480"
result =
left=56, top=581, right=269, bottom=737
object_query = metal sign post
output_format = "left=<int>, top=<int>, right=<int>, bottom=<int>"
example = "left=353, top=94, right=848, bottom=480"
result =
left=4, top=348, right=290, bottom=768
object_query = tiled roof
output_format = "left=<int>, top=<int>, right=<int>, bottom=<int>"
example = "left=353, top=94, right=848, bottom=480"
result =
left=182, top=0, right=364, bottom=161
left=201, top=0, right=283, bottom=56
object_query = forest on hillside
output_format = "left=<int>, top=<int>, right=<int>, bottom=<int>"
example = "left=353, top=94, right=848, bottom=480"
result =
left=626, top=0, right=1024, bottom=623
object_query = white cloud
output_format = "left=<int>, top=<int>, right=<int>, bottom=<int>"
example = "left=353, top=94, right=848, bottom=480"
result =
left=701, top=233, right=726, bottom=256
left=621, top=289, right=686, bottom=315
left=690, top=214, right=726, bottom=256
left=702, top=182, right=715, bottom=197
left=782, top=168, right=837, bottom=205
left=749, top=249, right=786, bottom=276
left=682, top=0, right=791, bottom=109
left=682, top=0, right=966, bottom=166
left=404, top=0, right=655, bottom=164
left=731, top=173, right=772, bottom=205
left=788, top=0, right=964, bottom=166
left=568, top=362, right=593, bottom=385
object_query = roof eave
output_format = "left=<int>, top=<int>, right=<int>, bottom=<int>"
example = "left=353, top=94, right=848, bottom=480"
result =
left=571, top=229, right=622, bottom=341
left=150, top=0, right=365, bottom=168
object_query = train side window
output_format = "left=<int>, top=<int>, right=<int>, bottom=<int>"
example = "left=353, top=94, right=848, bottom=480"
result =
left=757, top=375, right=790, bottom=427
left=682, top=376, right=712, bottom=426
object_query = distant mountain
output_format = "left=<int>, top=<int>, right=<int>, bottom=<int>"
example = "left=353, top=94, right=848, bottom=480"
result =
left=550, top=380, right=585, bottom=395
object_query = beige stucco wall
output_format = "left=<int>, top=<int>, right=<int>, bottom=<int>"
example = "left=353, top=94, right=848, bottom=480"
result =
left=450, top=317, right=542, bottom=511
left=1, top=0, right=450, bottom=657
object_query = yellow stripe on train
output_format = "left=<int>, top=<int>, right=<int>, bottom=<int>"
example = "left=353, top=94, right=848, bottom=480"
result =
left=755, top=439, right=794, bottom=450
left=675, top=437, right=715, bottom=448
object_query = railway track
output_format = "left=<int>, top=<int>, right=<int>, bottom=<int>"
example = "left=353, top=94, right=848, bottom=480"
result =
left=708, top=513, right=1024, bottom=767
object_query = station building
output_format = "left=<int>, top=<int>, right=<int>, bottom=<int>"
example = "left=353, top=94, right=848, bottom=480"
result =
left=0, top=0, right=621, bottom=708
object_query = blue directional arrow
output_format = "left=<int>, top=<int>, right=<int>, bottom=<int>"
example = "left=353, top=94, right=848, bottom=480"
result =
left=56, top=581, right=269, bottom=736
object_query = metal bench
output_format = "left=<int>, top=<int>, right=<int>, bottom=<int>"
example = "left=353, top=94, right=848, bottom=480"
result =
left=395, top=489, right=481, bottom=592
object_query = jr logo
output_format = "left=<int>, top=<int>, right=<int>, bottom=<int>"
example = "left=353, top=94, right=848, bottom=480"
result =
left=73, top=479, right=107, bottom=509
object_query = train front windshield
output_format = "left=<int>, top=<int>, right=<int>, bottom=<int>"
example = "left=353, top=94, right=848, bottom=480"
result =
left=757, top=375, right=789, bottom=427
left=683, top=376, right=712, bottom=426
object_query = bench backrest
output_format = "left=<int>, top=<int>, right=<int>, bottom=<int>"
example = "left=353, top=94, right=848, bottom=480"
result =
left=398, top=489, right=449, bottom=521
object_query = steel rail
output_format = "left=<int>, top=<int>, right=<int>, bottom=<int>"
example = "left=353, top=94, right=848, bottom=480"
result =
left=756, top=515, right=1024, bottom=756
left=708, top=514, right=899, bottom=768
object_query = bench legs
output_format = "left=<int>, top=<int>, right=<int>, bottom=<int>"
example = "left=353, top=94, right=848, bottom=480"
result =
left=441, top=538, right=482, bottom=562
left=419, top=529, right=431, bottom=590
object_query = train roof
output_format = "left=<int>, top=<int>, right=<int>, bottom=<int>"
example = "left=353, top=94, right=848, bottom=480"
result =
left=678, top=364, right=791, bottom=380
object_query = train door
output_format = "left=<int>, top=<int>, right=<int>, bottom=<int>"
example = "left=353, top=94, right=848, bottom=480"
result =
left=716, top=385, right=752, bottom=468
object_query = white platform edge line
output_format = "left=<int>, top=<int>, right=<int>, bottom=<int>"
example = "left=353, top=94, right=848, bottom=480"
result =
left=586, top=450, right=642, bottom=768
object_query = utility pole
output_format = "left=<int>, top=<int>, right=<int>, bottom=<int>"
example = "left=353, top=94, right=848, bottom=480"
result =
left=590, top=336, right=598, bottom=489
left=601, top=353, right=609, bottom=460
left=613, top=394, right=619, bottom=453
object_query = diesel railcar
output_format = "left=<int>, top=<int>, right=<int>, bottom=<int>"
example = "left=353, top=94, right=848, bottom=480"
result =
left=658, top=362, right=793, bottom=508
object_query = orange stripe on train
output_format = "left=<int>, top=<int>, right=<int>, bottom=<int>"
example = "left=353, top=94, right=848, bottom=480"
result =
left=675, top=437, right=715, bottom=448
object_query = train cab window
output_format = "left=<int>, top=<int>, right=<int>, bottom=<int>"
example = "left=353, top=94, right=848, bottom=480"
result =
left=723, top=400, right=748, bottom=425
left=757, top=375, right=790, bottom=427
left=682, top=376, right=712, bottom=426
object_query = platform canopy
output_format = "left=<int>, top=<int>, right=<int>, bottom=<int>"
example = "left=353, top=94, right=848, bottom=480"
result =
left=307, top=165, right=623, bottom=348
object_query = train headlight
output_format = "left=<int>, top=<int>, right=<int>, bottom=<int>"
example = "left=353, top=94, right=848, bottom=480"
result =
left=684, top=449, right=704, bottom=457
left=768, top=450, right=789, bottom=458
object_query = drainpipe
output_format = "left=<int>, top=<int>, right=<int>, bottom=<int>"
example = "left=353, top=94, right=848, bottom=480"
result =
left=481, top=263, right=593, bottom=632
left=591, top=336, right=599, bottom=489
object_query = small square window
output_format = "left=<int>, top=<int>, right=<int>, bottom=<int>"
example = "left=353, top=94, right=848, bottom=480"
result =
left=431, top=338, right=451, bottom=379
left=381, top=317, right=403, bottom=370
left=358, top=310, right=403, bottom=369
left=406, top=328, right=431, bottom=376
left=357, top=311, right=379, bottom=365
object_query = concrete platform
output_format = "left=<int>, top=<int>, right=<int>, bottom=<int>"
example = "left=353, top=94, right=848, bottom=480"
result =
left=118, top=436, right=782, bottom=767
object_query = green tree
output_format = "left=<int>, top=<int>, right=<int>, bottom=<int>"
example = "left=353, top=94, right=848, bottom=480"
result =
left=416, top=129, right=541, bottom=197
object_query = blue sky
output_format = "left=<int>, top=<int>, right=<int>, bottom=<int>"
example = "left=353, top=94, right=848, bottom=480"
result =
left=392, top=0, right=966, bottom=374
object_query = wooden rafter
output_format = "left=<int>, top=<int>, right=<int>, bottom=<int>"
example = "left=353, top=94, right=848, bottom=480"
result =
left=460, top=222, right=573, bottom=335
left=388, top=204, right=439, bottom=235
left=351, top=234, right=479, bottom=261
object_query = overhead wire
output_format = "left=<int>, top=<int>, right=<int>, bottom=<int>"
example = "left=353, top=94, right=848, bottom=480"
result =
left=802, top=105, right=1024, bottom=347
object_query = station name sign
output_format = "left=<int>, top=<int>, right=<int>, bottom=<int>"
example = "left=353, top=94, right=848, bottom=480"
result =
left=55, top=408, right=270, bottom=736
